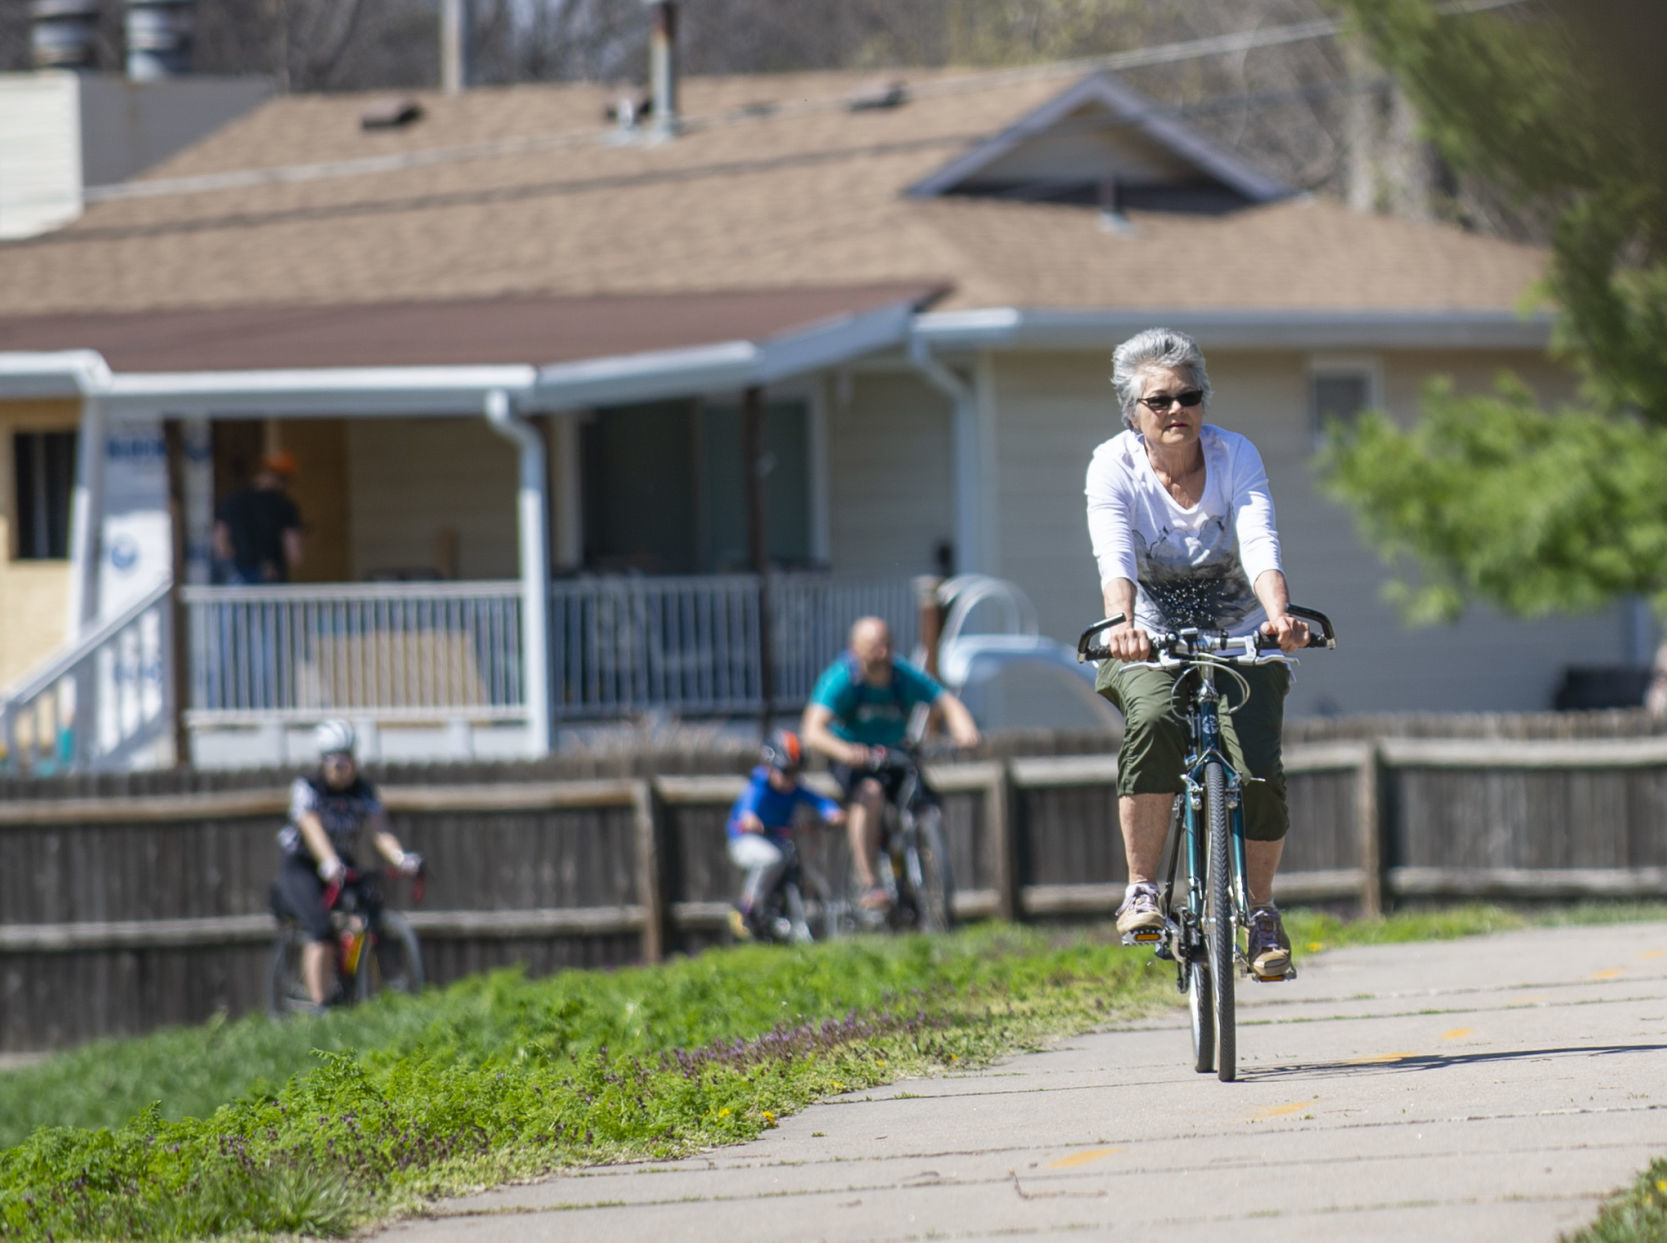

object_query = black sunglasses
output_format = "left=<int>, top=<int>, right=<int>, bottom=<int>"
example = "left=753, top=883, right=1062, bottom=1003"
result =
left=1138, top=389, right=1205, bottom=412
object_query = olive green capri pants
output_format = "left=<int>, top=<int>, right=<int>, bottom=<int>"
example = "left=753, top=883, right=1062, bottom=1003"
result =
left=1094, top=658, right=1293, bottom=842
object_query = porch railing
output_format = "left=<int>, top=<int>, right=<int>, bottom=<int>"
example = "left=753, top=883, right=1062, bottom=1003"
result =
left=550, top=571, right=919, bottom=719
left=180, top=573, right=919, bottom=728
left=181, top=581, right=525, bottom=724
left=0, top=579, right=175, bottom=774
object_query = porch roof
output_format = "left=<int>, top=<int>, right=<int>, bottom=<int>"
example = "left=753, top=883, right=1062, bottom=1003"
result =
left=0, top=282, right=944, bottom=374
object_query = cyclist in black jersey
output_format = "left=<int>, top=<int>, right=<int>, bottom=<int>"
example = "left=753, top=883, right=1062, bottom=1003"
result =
left=270, top=720, right=422, bottom=1005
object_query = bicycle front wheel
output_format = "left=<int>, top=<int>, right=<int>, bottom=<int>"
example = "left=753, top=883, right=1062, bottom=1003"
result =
left=912, top=806, right=954, bottom=934
left=1188, top=957, right=1215, bottom=1074
left=1204, top=759, right=1236, bottom=1082
left=355, top=910, right=424, bottom=1002
left=783, top=881, right=816, bottom=944
left=265, top=925, right=313, bottom=1019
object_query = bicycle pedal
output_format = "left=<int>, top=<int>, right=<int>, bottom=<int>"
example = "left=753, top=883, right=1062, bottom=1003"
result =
left=1251, top=964, right=1299, bottom=983
left=1121, top=928, right=1165, bottom=946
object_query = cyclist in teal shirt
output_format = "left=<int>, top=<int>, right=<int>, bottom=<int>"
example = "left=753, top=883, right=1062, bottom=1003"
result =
left=802, top=616, right=980, bottom=910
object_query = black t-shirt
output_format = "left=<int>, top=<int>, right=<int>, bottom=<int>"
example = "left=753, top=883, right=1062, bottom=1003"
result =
left=217, top=486, right=301, bottom=582
left=278, top=774, right=383, bottom=858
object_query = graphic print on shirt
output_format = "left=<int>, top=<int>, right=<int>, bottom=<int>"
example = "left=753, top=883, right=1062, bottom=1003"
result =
left=1134, top=516, right=1258, bottom=632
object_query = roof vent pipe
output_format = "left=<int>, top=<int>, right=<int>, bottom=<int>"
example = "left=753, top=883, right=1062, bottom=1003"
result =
left=30, top=0, right=100, bottom=70
left=126, top=0, right=195, bottom=80
left=646, top=0, right=679, bottom=139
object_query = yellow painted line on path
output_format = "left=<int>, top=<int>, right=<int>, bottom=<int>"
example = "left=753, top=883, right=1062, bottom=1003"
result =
left=1049, top=1147, right=1122, bottom=1168
left=1641, top=949, right=1665, bottom=960
left=1346, top=1051, right=1419, bottom=1065
left=1590, top=968, right=1625, bottom=980
left=1251, top=1102, right=1310, bottom=1120
left=1517, top=995, right=1549, bottom=1003
left=1441, top=1028, right=1474, bottom=1040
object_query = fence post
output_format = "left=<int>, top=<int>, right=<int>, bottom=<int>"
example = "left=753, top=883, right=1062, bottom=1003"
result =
left=1356, top=741, right=1386, bottom=918
left=987, top=760, right=1020, bottom=922
left=632, top=779, right=666, bottom=962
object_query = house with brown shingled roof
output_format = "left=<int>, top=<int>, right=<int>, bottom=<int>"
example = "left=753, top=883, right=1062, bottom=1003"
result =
left=0, top=61, right=1632, bottom=767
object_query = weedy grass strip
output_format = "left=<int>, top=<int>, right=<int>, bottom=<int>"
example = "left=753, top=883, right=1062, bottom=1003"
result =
left=0, top=926, right=1169, bottom=1240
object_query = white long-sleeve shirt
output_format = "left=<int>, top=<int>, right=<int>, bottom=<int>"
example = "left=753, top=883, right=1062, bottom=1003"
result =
left=1085, top=425, right=1283, bottom=638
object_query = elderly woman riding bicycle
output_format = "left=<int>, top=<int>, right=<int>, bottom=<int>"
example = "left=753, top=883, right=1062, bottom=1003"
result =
left=1085, top=327, right=1310, bottom=981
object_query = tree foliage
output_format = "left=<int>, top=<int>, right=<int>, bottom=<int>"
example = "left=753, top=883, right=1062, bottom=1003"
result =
left=1321, top=0, right=1667, bottom=620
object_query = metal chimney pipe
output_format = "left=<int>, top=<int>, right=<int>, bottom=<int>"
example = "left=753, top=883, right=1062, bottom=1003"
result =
left=440, top=0, right=470, bottom=94
left=30, top=0, right=100, bottom=70
left=647, top=1, right=679, bottom=138
left=126, top=0, right=195, bottom=80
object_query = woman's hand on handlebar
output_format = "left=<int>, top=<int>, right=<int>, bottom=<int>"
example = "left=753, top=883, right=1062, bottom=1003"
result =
left=1104, top=619, right=1152, bottom=662
left=1260, top=613, right=1310, bottom=653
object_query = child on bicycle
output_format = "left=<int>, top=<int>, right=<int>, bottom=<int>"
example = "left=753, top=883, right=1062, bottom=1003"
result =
left=271, top=719, right=423, bottom=1006
left=727, top=728, right=845, bottom=941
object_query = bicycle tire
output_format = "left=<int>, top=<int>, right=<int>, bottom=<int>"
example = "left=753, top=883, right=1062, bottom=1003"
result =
left=913, top=806, right=954, bottom=934
left=354, top=909, right=424, bottom=1001
left=802, top=862, right=843, bottom=941
left=783, top=881, right=815, bottom=944
left=1188, top=957, right=1215, bottom=1074
left=1205, top=759, right=1236, bottom=1082
left=265, top=925, right=314, bottom=1019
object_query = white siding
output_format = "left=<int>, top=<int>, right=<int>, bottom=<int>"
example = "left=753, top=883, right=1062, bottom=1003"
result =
left=827, top=372, right=954, bottom=576
left=345, top=418, right=518, bottom=580
left=0, top=72, right=81, bottom=240
left=985, top=346, right=1633, bottom=717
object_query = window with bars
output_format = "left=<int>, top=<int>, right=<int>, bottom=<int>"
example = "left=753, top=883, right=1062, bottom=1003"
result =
left=13, top=430, right=77, bottom=560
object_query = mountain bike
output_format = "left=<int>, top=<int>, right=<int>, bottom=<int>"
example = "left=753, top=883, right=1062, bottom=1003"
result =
left=748, top=832, right=845, bottom=944
left=850, top=749, right=954, bottom=935
left=1077, top=606, right=1335, bottom=1082
left=266, top=866, right=426, bottom=1017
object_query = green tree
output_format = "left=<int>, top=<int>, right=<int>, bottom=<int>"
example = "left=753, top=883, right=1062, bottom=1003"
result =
left=1320, top=0, right=1667, bottom=621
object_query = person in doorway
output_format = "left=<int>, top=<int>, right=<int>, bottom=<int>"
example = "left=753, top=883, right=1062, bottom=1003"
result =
left=1085, top=327, right=1310, bottom=981
left=212, top=451, right=304, bottom=707
left=726, top=728, right=845, bottom=940
left=800, top=616, right=981, bottom=911
left=270, top=720, right=423, bottom=1008
left=214, top=450, right=303, bottom=584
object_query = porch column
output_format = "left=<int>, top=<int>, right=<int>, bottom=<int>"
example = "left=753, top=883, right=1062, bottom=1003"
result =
left=743, top=385, right=774, bottom=731
left=67, top=380, right=108, bottom=635
left=907, top=336, right=985, bottom=574
left=485, top=389, right=552, bottom=754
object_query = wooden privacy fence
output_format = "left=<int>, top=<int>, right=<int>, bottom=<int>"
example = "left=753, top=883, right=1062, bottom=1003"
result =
left=4, top=734, right=1667, bottom=1052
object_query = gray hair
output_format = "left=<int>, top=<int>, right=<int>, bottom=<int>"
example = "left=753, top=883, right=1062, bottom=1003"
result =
left=1110, top=327, right=1212, bottom=430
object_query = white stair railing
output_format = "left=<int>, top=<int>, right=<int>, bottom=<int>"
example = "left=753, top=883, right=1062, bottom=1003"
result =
left=0, top=580, right=176, bottom=776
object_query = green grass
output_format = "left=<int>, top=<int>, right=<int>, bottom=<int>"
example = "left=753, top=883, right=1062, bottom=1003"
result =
left=0, top=903, right=1660, bottom=1242
left=1564, top=1160, right=1667, bottom=1243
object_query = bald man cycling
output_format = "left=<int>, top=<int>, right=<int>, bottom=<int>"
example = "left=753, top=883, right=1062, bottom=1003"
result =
left=800, top=617, right=981, bottom=911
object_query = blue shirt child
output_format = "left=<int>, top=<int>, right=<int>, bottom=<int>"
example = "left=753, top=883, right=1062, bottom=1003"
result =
left=727, top=766, right=843, bottom=846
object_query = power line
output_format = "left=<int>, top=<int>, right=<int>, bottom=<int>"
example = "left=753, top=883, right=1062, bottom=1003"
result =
left=79, top=0, right=1526, bottom=206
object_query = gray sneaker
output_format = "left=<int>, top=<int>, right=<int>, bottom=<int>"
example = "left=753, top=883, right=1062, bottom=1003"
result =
left=1248, top=905, right=1292, bottom=980
left=1115, top=882, right=1164, bottom=936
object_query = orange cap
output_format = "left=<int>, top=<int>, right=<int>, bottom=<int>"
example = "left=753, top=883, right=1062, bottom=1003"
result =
left=260, top=450, right=298, bottom=477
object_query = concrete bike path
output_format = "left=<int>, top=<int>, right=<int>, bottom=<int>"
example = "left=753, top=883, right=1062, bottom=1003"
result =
left=373, top=921, right=1667, bottom=1243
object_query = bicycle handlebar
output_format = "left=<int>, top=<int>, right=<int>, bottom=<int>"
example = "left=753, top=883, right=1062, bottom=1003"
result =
left=322, top=862, right=427, bottom=912
left=1075, top=606, right=1337, bottom=666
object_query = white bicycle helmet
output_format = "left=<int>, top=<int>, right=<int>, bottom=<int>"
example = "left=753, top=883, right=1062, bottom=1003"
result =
left=313, top=719, right=356, bottom=757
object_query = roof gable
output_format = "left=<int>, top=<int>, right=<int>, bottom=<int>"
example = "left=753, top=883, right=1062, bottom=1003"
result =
left=906, top=73, right=1288, bottom=206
